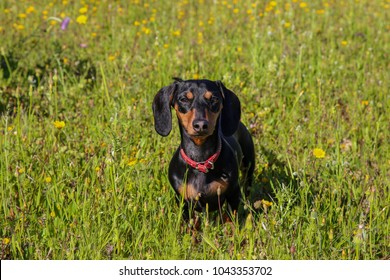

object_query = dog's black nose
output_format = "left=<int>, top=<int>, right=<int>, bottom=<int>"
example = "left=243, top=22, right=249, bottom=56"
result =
left=193, top=119, right=209, bottom=133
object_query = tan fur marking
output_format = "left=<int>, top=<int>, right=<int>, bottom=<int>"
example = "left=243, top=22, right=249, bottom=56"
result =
left=174, top=104, right=196, bottom=135
left=178, top=184, right=200, bottom=200
left=174, top=102, right=223, bottom=146
left=207, top=180, right=229, bottom=196
left=204, top=91, right=212, bottom=100
left=204, top=104, right=222, bottom=134
left=186, top=91, right=194, bottom=100
left=191, top=136, right=207, bottom=146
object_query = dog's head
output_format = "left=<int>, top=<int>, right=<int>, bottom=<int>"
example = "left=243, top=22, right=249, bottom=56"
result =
left=152, top=78, right=241, bottom=144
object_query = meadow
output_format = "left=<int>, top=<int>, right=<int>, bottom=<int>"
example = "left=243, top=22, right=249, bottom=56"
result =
left=0, top=0, right=389, bottom=260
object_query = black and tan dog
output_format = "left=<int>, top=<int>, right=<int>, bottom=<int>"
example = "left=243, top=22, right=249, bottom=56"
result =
left=153, top=78, right=255, bottom=220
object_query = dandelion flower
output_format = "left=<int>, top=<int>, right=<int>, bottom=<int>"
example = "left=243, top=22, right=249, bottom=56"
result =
left=45, top=177, right=52, bottom=183
left=127, top=159, right=138, bottom=167
left=172, top=30, right=181, bottom=36
left=262, top=199, right=273, bottom=207
left=79, top=7, right=88, bottom=14
left=76, top=15, right=87, bottom=24
left=341, top=40, right=348, bottom=46
left=15, top=24, right=25, bottom=30
left=2, top=238, right=10, bottom=245
left=26, top=6, right=36, bottom=14
left=53, top=120, right=66, bottom=129
left=313, top=148, right=326, bottom=158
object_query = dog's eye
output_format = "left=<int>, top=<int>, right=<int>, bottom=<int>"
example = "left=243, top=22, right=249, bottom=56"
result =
left=209, top=96, right=220, bottom=107
left=178, top=97, right=191, bottom=104
left=211, top=96, right=220, bottom=104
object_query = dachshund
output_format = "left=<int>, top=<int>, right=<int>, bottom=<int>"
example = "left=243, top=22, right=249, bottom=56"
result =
left=152, top=78, right=255, bottom=220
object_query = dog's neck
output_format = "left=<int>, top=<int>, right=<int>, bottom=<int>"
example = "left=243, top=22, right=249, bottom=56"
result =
left=179, top=125, right=221, bottom=163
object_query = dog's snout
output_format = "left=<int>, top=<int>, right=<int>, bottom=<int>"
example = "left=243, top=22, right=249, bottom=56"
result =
left=192, top=119, right=209, bottom=133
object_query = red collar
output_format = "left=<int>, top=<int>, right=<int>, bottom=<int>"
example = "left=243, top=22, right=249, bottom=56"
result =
left=180, top=138, right=222, bottom=173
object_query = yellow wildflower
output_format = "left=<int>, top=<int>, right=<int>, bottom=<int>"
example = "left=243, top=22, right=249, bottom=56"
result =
left=262, top=199, right=273, bottom=207
left=14, top=24, right=25, bottom=30
left=172, top=30, right=181, bottom=36
left=50, top=211, right=56, bottom=218
left=53, top=120, right=66, bottom=129
left=76, top=15, right=88, bottom=24
left=45, top=177, right=52, bottom=183
left=197, top=32, right=203, bottom=44
left=341, top=40, right=348, bottom=46
left=127, top=159, right=138, bottom=167
left=2, top=238, right=10, bottom=245
left=253, top=199, right=273, bottom=210
left=79, top=7, right=88, bottom=14
left=361, top=100, right=369, bottom=106
left=142, top=27, right=151, bottom=34
left=299, top=2, right=307, bottom=8
left=18, top=13, right=27, bottom=19
left=26, top=6, right=36, bottom=14
left=313, top=148, right=326, bottom=158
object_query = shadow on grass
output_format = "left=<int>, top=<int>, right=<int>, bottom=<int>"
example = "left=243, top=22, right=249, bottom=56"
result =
left=248, top=145, right=301, bottom=213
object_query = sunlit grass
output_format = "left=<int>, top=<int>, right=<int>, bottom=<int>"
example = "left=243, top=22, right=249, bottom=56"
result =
left=0, top=0, right=389, bottom=260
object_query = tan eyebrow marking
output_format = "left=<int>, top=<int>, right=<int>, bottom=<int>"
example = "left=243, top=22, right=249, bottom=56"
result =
left=186, top=91, right=194, bottom=100
left=204, top=91, right=212, bottom=100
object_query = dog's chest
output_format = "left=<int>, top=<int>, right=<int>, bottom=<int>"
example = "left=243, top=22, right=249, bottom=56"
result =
left=177, top=170, right=230, bottom=201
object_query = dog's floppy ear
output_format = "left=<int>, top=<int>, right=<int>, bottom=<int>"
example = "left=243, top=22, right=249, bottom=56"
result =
left=216, top=80, right=241, bottom=136
left=152, top=83, right=177, bottom=136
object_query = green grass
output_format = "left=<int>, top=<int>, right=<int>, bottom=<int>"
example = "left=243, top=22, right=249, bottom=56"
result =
left=0, top=0, right=389, bottom=260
